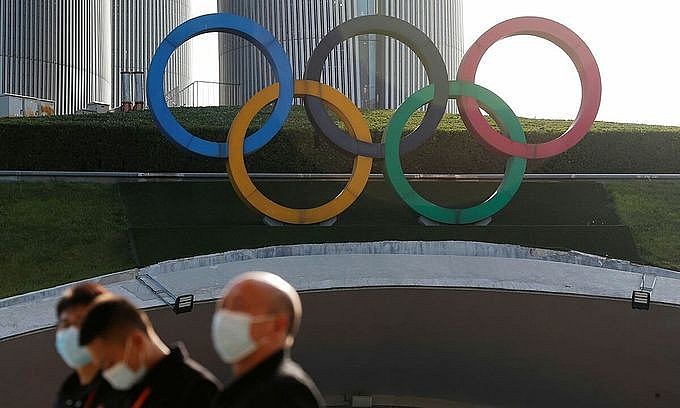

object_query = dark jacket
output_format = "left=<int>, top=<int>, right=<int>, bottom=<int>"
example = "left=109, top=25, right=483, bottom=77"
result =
left=121, top=343, right=220, bottom=408
left=54, top=372, right=122, bottom=408
left=212, top=350, right=325, bottom=408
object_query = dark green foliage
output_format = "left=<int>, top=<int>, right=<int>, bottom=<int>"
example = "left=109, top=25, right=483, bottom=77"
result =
left=119, top=181, right=639, bottom=265
left=6, top=179, right=680, bottom=298
left=2, top=107, right=679, bottom=173
left=0, top=183, right=135, bottom=298
left=608, top=181, right=680, bottom=271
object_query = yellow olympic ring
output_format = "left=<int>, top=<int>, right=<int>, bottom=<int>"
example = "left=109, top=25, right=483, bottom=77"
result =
left=227, top=80, right=373, bottom=225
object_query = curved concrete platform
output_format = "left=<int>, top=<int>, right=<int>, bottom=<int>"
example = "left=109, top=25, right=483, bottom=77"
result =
left=2, top=241, right=680, bottom=407
left=2, top=241, right=678, bottom=340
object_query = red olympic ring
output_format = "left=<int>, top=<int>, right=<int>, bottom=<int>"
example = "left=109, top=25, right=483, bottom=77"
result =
left=457, top=16, right=602, bottom=159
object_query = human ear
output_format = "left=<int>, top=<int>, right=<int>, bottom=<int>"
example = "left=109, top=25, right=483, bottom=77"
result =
left=127, top=331, right=146, bottom=371
left=277, top=314, right=290, bottom=335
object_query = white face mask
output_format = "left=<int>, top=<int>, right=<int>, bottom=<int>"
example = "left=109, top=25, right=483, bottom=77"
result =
left=55, top=327, right=92, bottom=369
left=102, top=339, right=148, bottom=391
left=211, top=310, right=260, bottom=364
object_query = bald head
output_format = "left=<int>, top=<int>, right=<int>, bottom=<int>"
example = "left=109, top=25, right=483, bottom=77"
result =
left=219, top=272, right=302, bottom=342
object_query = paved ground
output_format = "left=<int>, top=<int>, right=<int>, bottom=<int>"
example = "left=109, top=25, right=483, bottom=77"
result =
left=2, top=241, right=680, bottom=407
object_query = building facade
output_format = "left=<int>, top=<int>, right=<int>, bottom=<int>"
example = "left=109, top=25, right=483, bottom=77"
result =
left=0, top=0, right=112, bottom=115
left=217, top=0, right=464, bottom=112
left=0, top=0, right=191, bottom=115
left=111, top=0, right=192, bottom=109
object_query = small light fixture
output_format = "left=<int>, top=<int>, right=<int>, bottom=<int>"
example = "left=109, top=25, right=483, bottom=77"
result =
left=351, top=396, right=373, bottom=407
left=632, top=290, right=651, bottom=310
left=173, top=294, right=195, bottom=314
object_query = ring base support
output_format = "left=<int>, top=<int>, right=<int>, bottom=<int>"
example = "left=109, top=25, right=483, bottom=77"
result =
left=263, top=216, right=338, bottom=227
left=418, top=216, right=493, bottom=227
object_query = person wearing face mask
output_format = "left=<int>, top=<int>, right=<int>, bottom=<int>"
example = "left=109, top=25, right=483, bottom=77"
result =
left=79, top=296, right=221, bottom=407
left=54, top=283, right=121, bottom=408
left=211, top=271, right=325, bottom=408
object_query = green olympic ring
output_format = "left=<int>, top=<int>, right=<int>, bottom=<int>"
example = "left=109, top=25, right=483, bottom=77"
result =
left=383, top=81, right=528, bottom=225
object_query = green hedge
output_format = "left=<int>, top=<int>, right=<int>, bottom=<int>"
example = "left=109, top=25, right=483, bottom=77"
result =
left=2, top=106, right=680, bottom=173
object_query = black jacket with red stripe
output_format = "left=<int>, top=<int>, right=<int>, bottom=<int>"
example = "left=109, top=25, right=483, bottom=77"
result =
left=120, top=343, right=220, bottom=408
left=54, top=372, right=123, bottom=408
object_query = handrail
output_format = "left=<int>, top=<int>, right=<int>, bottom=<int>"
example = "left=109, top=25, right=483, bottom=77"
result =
left=2, top=170, right=680, bottom=182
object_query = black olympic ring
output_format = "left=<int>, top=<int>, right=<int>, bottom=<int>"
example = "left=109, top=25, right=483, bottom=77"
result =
left=303, top=15, right=450, bottom=159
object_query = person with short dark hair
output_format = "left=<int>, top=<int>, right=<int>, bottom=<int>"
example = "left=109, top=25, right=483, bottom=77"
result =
left=54, top=282, right=121, bottom=408
left=79, top=296, right=220, bottom=407
left=211, top=271, right=325, bottom=408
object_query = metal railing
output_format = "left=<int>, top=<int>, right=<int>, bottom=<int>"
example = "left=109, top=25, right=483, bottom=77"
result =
left=165, top=80, right=240, bottom=107
left=2, top=171, right=680, bottom=183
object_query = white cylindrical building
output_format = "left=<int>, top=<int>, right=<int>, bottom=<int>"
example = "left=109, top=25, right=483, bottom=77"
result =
left=110, top=0, right=192, bottom=109
left=0, top=0, right=112, bottom=115
left=217, top=0, right=464, bottom=112
left=0, top=0, right=192, bottom=115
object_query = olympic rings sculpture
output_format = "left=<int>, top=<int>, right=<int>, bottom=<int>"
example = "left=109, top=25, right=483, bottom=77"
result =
left=148, top=13, right=602, bottom=225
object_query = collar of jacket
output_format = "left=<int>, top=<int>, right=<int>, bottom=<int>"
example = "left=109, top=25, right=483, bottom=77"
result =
left=128, top=343, right=188, bottom=395
left=229, top=349, right=288, bottom=388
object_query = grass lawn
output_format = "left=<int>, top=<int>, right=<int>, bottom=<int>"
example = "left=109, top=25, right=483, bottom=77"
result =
left=0, top=180, right=678, bottom=298
left=607, top=181, right=680, bottom=270
left=0, top=183, right=135, bottom=298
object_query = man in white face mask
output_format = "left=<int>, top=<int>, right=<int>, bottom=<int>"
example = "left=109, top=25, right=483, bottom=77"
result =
left=54, top=283, right=122, bottom=408
left=211, top=271, right=325, bottom=408
left=79, top=296, right=221, bottom=407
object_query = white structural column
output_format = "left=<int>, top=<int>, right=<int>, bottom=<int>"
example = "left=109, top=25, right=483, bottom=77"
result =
left=217, top=0, right=464, bottom=112
left=110, top=0, right=192, bottom=109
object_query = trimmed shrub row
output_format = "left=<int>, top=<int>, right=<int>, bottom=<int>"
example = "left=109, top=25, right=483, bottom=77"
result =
left=2, top=106, right=680, bottom=173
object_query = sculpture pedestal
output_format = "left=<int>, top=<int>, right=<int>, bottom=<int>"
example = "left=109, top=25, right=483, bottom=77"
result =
left=418, top=216, right=492, bottom=227
left=263, top=216, right=338, bottom=227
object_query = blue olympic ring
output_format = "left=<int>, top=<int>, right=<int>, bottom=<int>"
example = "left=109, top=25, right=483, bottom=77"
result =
left=147, top=13, right=294, bottom=158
